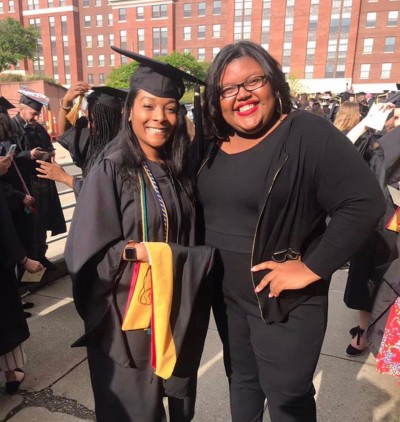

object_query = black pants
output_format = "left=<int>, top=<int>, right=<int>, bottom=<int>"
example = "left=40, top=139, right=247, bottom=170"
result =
left=87, top=347, right=195, bottom=422
left=214, top=296, right=328, bottom=422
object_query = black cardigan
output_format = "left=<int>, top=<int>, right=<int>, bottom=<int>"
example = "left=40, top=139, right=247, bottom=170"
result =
left=199, top=111, right=385, bottom=323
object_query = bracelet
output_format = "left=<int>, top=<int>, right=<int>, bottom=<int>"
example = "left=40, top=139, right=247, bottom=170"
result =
left=21, top=257, right=28, bottom=265
left=60, top=98, right=72, bottom=111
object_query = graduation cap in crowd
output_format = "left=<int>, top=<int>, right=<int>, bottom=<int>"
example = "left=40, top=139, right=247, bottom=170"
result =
left=18, top=87, right=49, bottom=112
left=110, top=46, right=206, bottom=164
left=385, top=90, right=400, bottom=107
left=110, top=46, right=205, bottom=100
left=0, top=96, right=15, bottom=114
left=86, top=86, right=128, bottom=111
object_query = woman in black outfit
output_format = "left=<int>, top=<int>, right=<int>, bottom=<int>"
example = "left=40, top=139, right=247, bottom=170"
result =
left=0, top=155, right=42, bottom=394
left=196, top=41, right=385, bottom=422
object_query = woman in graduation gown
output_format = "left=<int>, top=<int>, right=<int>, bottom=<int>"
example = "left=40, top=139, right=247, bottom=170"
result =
left=65, top=49, right=214, bottom=422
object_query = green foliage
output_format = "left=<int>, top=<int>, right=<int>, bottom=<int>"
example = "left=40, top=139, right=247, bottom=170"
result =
left=0, top=72, right=57, bottom=84
left=0, top=73, right=23, bottom=82
left=106, top=61, right=138, bottom=88
left=287, top=73, right=306, bottom=96
left=0, top=18, right=39, bottom=72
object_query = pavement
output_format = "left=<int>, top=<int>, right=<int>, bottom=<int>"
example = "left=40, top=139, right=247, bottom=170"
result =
left=1, top=143, right=399, bottom=421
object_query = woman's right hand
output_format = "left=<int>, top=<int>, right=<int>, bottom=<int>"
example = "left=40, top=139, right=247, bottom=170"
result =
left=23, top=258, right=44, bottom=273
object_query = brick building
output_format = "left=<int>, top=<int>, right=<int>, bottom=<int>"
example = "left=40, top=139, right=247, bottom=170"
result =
left=0, top=0, right=399, bottom=93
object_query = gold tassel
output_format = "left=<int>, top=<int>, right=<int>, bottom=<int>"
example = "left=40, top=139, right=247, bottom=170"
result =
left=66, top=96, right=83, bottom=125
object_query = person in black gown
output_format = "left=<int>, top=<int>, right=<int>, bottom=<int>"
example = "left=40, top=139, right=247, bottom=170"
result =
left=65, top=50, right=213, bottom=422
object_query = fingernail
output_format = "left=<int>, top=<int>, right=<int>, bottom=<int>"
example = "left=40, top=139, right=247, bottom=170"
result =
left=268, top=293, right=273, bottom=298
left=254, top=287, right=259, bottom=293
left=251, top=266, right=256, bottom=271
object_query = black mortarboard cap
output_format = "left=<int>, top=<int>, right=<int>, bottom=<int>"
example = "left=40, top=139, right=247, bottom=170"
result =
left=86, top=86, right=128, bottom=111
left=19, top=94, right=45, bottom=112
left=110, top=46, right=205, bottom=100
left=0, top=96, right=15, bottom=113
left=385, top=90, right=400, bottom=107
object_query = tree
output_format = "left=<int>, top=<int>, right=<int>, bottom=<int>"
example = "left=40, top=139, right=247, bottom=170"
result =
left=106, top=61, right=139, bottom=89
left=0, top=18, right=39, bottom=72
left=106, top=52, right=209, bottom=91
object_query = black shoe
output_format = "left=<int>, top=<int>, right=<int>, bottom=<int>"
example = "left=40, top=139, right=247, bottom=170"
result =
left=23, top=311, right=32, bottom=319
left=5, top=368, right=25, bottom=394
left=349, top=325, right=359, bottom=337
left=22, top=302, right=34, bottom=310
left=346, top=326, right=366, bottom=357
left=39, top=256, right=57, bottom=271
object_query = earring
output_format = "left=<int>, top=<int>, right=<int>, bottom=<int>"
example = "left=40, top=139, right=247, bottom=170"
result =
left=276, top=92, right=283, bottom=119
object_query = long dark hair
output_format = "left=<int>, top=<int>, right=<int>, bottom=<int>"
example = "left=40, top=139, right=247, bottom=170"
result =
left=82, top=101, right=123, bottom=177
left=203, top=41, right=293, bottom=140
left=119, top=88, right=193, bottom=197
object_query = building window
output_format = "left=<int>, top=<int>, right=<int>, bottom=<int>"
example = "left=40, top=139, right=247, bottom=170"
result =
left=87, top=55, right=94, bottom=67
left=381, top=63, right=392, bottom=79
left=88, top=74, right=94, bottom=84
left=84, top=16, right=91, bottom=28
left=336, top=64, right=345, bottom=78
left=120, top=30, right=127, bottom=49
left=198, top=47, right=205, bottom=61
left=121, top=56, right=128, bottom=65
left=152, top=27, right=168, bottom=56
left=387, top=11, right=398, bottom=27
left=213, top=1, right=221, bottom=15
left=83, top=0, right=89, bottom=6
left=110, top=54, right=115, bottom=66
left=109, top=33, right=114, bottom=45
left=95, top=0, right=101, bottom=6
left=366, top=12, right=376, bottom=28
left=183, top=27, right=191, bottom=41
left=184, top=48, right=191, bottom=54
left=212, top=47, right=220, bottom=58
left=119, top=8, right=126, bottom=21
left=98, top=54, right=105, bottom=66
left=97, top=34, right=104, bottom=47
left=285, top=17, right=293, bottom=32
left=360, top=63, right=370, bottom=79
left=85, top=35, right=92, bottom=48
left=108, top=13, right=113, bottom=25
left=384, top=37, right=395, bottom=53
left=198, top=2, right=206, bottom=16
left=137, top=6, right=144, bottom=20
left=152, top=4, right=167, bottom=19
left=183, top=3, right=191, bottom=17
left=305, top=65, right=314, bottom=79
left=27, top=0, right=39, bottom=10
left=99, top=73, right=105, bottom=84
left=96, top=15, right=103, bottom=27
left=198, top=25, right=205, bottom=39
left=47, top=0, right=54, bottom=7
left=363, top=38, right=373, bottom=54
left=137, top=28, right=145, bottom=54
left=9, top=1, right=15, bottom=12
left=213, top=24, right=221, bottom=38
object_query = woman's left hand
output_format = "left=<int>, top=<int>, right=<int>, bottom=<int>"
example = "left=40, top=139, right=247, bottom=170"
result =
left=251, top=259, right=320, bottom=298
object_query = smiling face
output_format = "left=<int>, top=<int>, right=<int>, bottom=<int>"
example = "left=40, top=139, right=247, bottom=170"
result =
left=130, top=90, right=178, bottom=161
left=219, top=56, right=276, bottom=136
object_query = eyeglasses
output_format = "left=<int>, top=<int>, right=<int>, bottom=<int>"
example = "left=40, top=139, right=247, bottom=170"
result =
left=219, top=75, right=268, bottom=98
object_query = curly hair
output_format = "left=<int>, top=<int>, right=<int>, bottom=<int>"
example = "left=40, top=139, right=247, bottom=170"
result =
left=203, top=41, right=293, bottom=141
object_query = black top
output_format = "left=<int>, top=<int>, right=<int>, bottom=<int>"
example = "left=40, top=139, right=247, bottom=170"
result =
left=198, top=126, right=283, bottom=254
left=197, top=119, right=288, bottom=313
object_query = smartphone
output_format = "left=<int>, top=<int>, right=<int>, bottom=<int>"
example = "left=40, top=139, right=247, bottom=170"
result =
left=6, top=144, right=17, bottom=157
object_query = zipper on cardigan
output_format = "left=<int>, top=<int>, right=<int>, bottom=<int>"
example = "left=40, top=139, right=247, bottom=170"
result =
left=250, top=154, right=289, bottom=322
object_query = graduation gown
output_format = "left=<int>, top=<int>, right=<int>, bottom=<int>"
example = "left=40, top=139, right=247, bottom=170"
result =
left=0, top=187, right=29, bottom=356
left=65, top=135, right=213, bottom=400
left=10, top=114, right=66, bottom=236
